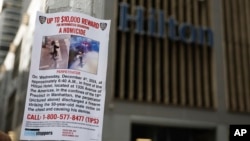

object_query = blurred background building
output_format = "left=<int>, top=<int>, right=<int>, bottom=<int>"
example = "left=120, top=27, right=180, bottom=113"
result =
left=0, top=0, right=249, bottom=141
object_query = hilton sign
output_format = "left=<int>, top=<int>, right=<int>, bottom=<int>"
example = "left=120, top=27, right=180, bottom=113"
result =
left=118, top=2, right=213, bottom=46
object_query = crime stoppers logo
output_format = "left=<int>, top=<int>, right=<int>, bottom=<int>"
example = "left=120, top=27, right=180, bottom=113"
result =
left=24, top=128, right=53, bottom=137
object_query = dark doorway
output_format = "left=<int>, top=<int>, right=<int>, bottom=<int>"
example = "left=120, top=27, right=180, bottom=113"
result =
left=131, top=123, right=215, bottom=141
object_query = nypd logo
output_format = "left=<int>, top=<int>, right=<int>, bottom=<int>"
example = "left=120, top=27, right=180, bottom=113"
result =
left=100, top=23, right=107, bottom=30
left=39, top=16, right=46, bottom=24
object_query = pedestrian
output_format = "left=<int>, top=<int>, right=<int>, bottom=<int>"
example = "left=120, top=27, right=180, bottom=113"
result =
left=0, top=131, right=11, bottom=141
left=51, top=41, right=59, bottom=58
left=77, top=51, right=84, bottom=67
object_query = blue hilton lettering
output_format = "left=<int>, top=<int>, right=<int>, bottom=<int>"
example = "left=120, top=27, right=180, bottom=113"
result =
left=118, top=2, right=213, bottom=47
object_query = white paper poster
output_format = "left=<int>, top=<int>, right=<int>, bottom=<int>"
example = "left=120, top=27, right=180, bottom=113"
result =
left=20, top=11, right=111, bottom=141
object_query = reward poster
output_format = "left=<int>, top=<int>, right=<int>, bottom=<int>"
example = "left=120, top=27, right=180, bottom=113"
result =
left=20, top=12, right=110, bottom=141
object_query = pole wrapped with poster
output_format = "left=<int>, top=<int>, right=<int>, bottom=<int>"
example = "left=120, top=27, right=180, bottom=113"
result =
left=20, top=11, right=110, bottom=141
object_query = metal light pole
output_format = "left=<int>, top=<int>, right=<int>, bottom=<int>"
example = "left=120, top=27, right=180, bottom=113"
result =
left=46, top=0, right=105, bottom=18
left=45, top=1, right=106, bottom=141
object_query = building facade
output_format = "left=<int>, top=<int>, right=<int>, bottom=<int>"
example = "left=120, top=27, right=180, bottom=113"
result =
left=0, top=0, right=249, bottom=141
left=103, top=0, right=250, bottom=141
